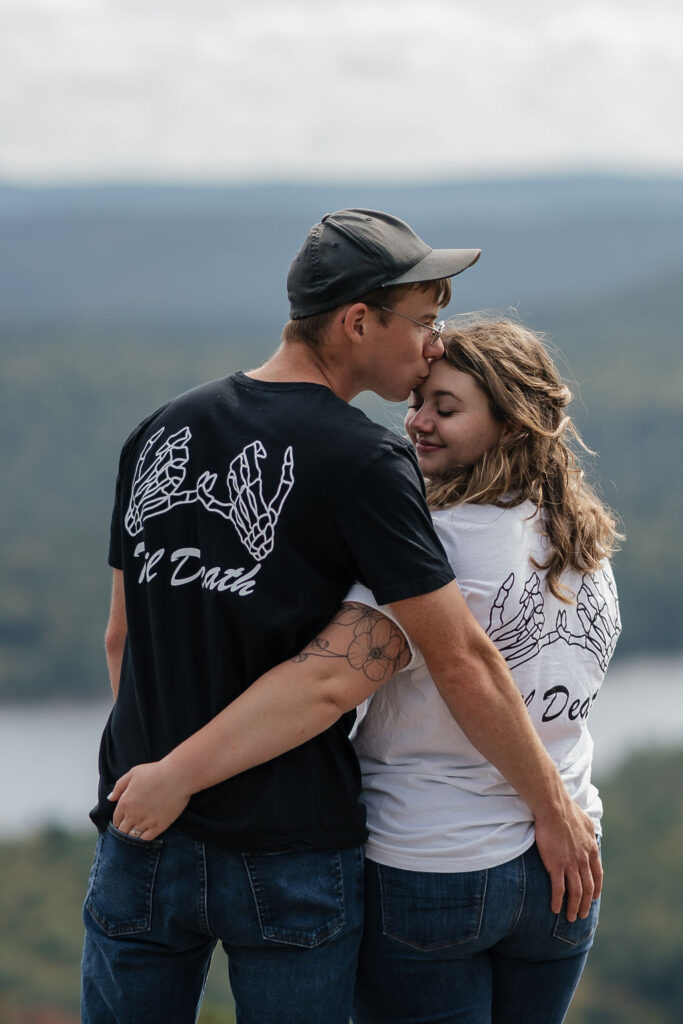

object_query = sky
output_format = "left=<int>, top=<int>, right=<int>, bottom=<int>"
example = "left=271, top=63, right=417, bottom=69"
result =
left=1, top=0, right=681, bottom=183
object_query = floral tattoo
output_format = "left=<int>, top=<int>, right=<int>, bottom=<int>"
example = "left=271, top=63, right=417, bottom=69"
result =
left=291, top=602, right=410, bottom=683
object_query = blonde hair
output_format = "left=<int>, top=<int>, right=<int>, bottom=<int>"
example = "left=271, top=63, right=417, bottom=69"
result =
left=426, top=315, right=622, bottom=602
left=281, top=278, right=452, bottom=347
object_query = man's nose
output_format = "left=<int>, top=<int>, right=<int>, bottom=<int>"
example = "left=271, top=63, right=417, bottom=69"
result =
left=424, top=336, right=444, bottom=360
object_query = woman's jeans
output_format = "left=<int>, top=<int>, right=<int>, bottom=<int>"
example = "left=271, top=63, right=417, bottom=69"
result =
left=81, top=824, right=364, bottom=1024
left=354, top=842, right=600, bottom=1024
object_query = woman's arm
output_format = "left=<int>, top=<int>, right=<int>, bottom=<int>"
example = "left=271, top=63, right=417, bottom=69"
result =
left=109, top=602, right=410, bottom=838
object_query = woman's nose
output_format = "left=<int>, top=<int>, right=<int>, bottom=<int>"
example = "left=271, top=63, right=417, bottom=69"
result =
left=410, top=407, right=434, bottom=433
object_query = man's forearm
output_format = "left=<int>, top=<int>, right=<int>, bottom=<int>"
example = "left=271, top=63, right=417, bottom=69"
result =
left=426, top=637, right=567, bottom=821
left=390, top=580, right=569, bottom=819
left=390, top=581, right=600, bottom=921
left=108, top=604, right=410, bottom=840
left=162, top=668, right=336, bottom=792
left=440, top=647, right=602, bottom=920
left=162, top=603, right=410, bottom=793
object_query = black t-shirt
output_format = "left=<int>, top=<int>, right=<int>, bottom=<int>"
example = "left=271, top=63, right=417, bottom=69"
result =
left=93, top=372, right=454, bottom=850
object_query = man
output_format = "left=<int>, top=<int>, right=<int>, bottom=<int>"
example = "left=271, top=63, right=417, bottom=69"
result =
left=83, top=210, right=600, bottom=1024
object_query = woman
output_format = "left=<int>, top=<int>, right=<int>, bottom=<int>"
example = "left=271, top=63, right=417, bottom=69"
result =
left=349, top=317, right=621, bottom=1024
left=109, top=316, right=620, bottom=1023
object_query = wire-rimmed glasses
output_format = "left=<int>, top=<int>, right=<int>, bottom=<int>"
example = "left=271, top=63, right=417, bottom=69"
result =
left=369, top=304, right=445, bottom=344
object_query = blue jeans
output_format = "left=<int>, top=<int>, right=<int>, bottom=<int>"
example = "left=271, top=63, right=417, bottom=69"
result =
left=354, top=842, right=600, bottom=1024
left=81, top=823, right=364, bottom=1024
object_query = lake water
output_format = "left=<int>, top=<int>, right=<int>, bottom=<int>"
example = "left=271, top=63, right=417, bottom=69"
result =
left=1, top=654, right=681, bottom=838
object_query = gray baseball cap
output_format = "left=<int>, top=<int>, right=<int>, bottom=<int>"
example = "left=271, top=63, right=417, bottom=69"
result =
left=287, top=208, right=481, bottom=319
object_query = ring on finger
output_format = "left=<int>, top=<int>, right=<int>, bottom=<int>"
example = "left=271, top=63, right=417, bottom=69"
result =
left=129, top=827, right=142, bottom=837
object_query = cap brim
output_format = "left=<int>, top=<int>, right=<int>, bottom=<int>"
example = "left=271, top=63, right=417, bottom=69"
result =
left=385, top=248, right=481, bottom=285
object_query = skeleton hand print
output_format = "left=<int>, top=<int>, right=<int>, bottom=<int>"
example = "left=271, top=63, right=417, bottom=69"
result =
left=487, top=572, right=549, bottom=668
left=125, top=426, right=196, bottom=537
left=197, top=441, right=295, bottom=561
left=555, top=570, right=621, bottom=671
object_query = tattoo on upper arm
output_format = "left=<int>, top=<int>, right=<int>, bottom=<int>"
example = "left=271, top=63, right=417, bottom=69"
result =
left=291, top=602, right=410, bottom=683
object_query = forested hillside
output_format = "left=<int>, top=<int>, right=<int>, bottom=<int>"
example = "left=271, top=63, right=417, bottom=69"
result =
left=1, top=177, right=681, bottom=699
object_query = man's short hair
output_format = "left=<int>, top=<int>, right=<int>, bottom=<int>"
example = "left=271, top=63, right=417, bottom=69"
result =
left=281, top=278, right=452, bottom=347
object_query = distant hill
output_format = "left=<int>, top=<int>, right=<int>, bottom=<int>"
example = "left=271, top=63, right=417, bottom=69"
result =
left=0, top=176, right=681, bottom=699
left=1, top=176, right=682, bottom=334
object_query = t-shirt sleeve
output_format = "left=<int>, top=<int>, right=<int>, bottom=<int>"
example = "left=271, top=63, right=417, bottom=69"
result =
left=107, top=406, right=169, bottom=571
left=335, top=446, right=454, bottom=605
left=344, top=581, right=421, bottom=670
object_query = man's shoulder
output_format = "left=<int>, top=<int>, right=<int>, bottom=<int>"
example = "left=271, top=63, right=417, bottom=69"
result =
left=117, top=375, right=231, bottom=451
left=230, top=373, right=412, bottom=459
left=322, top=402, right=410, bottom=452
left=313, top=404, right=417, bottom=485
left=116, top=372, right=413, bottom=487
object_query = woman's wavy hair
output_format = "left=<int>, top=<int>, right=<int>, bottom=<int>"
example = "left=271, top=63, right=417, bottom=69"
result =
left=425, top=315, right=622, bottom=601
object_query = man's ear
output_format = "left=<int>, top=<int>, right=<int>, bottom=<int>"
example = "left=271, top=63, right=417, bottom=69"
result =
left=342, top=302, right=372, bottom=344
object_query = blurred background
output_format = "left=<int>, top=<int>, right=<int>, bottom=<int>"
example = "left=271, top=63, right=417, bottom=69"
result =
left=1, top=1, right=682, bottom=1021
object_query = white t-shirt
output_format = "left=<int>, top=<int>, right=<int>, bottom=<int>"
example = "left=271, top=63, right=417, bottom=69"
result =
left=348, top=501, right=621, bottom=873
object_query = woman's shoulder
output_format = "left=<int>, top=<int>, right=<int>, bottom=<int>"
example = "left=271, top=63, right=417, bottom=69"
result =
left=433, top=500, right=541, bottom=534
left=431, top=500, right=544, bottom=577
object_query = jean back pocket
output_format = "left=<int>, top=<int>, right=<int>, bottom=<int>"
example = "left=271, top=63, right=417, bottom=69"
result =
left=243, top=848, right=347, bottom=948
left=379, top=863, right=488, bottom=951
left=553, top=895, right=601, bottom=948
left=84, top=823, right=163, bottom=937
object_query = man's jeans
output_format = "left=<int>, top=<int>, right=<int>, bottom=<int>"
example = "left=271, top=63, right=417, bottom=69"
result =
left=81, top=823, right=364, bottom=1024
left=354, top=841, right=601, bottom=1024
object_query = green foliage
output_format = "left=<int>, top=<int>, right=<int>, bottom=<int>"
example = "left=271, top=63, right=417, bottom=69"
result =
left=0, top=828, right=95, bottom=1012
left=567, top=747, right=683, bottom=1023
left=2, top=747, right=682, bottom=1021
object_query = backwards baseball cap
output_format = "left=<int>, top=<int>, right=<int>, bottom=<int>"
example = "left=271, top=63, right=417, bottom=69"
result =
left=287, top=208, right=481, bottom=319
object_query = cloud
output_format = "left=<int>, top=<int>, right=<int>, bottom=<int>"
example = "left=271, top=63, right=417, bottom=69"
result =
left=0, top=0, right=681, bottom=180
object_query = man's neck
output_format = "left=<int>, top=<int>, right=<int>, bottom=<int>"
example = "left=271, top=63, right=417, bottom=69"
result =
left=246, top=342, right=359, bottom=402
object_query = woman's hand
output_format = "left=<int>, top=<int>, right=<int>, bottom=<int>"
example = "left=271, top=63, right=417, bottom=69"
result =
left=108, top=759, right=193, bottom=841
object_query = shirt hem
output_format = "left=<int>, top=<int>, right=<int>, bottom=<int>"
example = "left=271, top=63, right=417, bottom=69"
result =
left=90, top=808, right=368, bottom=852
left=363, top=832, right=538, bottom=873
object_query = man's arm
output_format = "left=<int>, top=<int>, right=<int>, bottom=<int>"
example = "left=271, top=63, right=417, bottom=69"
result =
left=104, top=569, right=127, bottom=700
left=388, top=580, right=602, bottom=922
left=108, top=603, right=410, bottom=837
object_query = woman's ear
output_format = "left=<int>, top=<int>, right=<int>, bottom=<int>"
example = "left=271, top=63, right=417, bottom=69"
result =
left=500, top=422, right=526, bottom=444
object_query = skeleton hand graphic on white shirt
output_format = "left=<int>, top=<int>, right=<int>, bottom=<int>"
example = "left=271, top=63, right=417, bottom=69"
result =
left=486, top=568, right=620, bottom=671
left=487, top=571, right=550, bottom=668
left=555, top=570, right=621, bottom=671
left=125, top=426, right=196, bottom=537
left=196, top=441, right=295, bottom=562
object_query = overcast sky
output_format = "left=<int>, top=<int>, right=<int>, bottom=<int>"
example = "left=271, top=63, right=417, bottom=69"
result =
left=1, top=0, right=681, bottom=182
